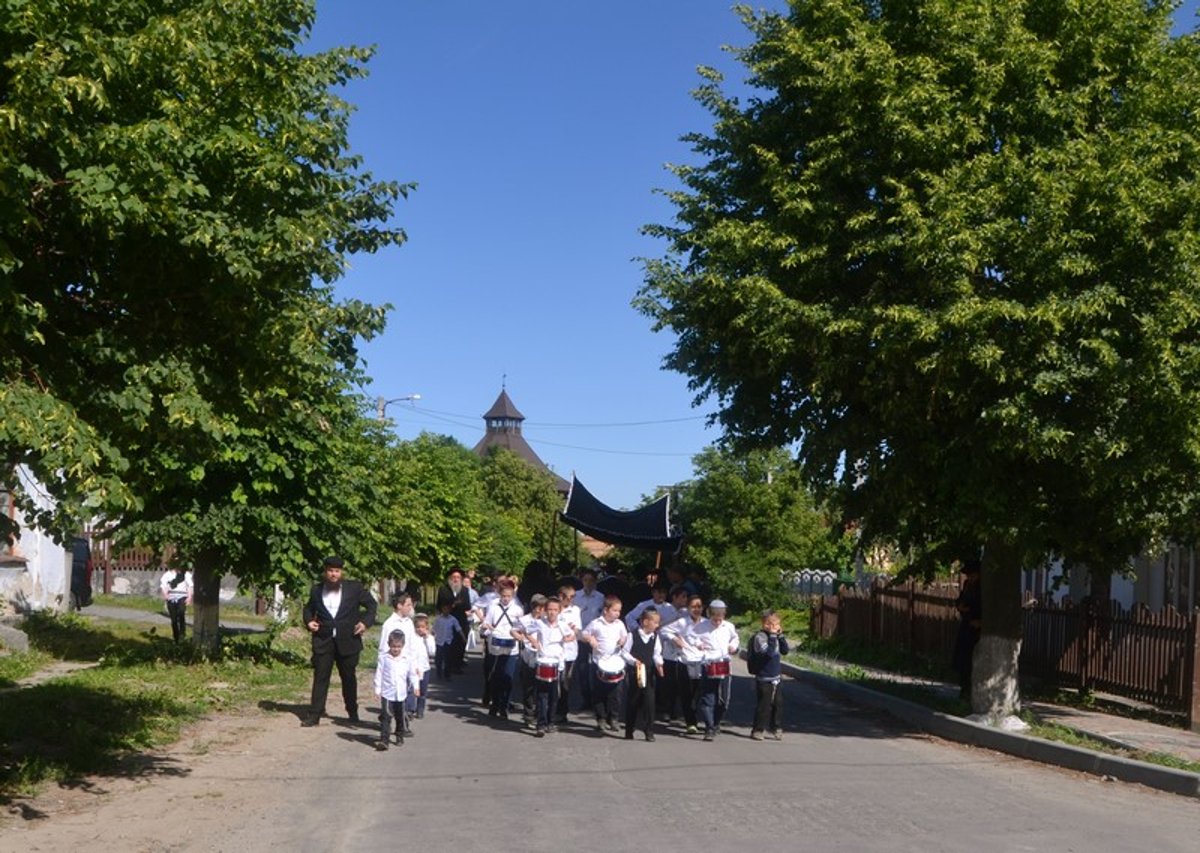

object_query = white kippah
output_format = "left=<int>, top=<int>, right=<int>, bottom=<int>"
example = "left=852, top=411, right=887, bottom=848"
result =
left=709, top=599, right=727, bottom=610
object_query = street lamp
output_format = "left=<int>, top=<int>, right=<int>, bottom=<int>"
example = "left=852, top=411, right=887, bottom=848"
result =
left=377, top=394, right=421, bottom=421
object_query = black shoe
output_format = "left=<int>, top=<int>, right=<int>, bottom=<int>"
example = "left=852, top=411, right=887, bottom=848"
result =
left=375, top=740, right=388, bottom=751
left=546, top=724, right=559, bottom=734
left=595, top=718, right=605, bottom=732
left=301, top=716, right=319, bottom=728
left=645, top=733, right=656, bottom=742
left=606, top=720, right=618, bottom=732
left=396, top=734, right=405, bottom=746
left=347, top=709, right=359, bottom=723
left=703, top=730, right=714, bottom=742
left=416, top=711, right=424, bottom=720
left=535, top=727, right=545, bottom=738
left=624, top=732, right=634, bottom=740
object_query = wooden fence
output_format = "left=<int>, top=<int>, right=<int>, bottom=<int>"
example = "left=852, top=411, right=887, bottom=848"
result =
left=811, top=581, right=1200, bottom=730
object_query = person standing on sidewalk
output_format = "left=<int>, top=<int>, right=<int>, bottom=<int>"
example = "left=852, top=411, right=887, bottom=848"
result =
left=749, top=609, right=790, bottom=740
left=159, top=564, right=193, bottom=643
left=302, top=556, right=377, bottom=726
left=953, top=558, right=983, bottom=702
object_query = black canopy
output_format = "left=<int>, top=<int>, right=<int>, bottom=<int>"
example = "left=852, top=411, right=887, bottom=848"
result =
left=559, top=476, right=682, bottom=552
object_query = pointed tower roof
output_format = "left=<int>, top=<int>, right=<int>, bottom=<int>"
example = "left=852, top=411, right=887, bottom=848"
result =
left=482, top=389, right=524, bottom=421
left=472, top=388, right=569, bottom=494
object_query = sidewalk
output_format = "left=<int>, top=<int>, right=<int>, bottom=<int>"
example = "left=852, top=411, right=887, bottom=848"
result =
left=785, top=654, right=1200, bottom=797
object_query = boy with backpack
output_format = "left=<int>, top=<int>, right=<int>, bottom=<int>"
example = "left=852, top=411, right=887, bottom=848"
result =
left=748, top=609, right=790, bottom=740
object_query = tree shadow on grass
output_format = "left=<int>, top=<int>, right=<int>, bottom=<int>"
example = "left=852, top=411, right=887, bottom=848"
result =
left=22, top=611, right=157, bottom=662
left=0, top=681, right=193, bottom=813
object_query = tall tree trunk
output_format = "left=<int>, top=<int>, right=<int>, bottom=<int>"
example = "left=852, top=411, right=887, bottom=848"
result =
left=973, top=540, right=1023, bottom=721
left=191, top=550, right=222, bottom=656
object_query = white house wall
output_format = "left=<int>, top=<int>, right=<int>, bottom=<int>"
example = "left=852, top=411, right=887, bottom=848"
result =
left=0, top=466, right=69, bottom=614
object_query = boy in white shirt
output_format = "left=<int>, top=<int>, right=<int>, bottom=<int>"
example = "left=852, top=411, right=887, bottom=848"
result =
left=374, top=630, right=421, bottom=751
left=378, top=591, right=416, bottom=654
left=621, top=607, right=664, bottom=742
left=580, top=595, right=629, bottom=732
left=410, top=614, right=434, bottom=721
left=693, top=599, right=740, bottom=741
left=523, top=596, right=575, bottom=737
left=481, top=580, right=524, bottom=719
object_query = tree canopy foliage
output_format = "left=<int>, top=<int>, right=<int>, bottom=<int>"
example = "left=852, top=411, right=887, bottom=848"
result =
left=639, top=0, right=1200, bottom=585
left=0, top=0, right=409, bottom=630
left=674, top=445, right=854, bottom=611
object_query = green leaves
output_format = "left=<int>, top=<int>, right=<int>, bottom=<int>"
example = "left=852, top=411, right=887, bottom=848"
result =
left=640, top=0, right=1200, bottom=574
left=1, top=1, right=409, bottom=592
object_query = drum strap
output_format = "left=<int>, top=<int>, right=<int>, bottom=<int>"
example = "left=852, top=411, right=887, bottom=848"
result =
left=495, top=604, right=513, bottom=629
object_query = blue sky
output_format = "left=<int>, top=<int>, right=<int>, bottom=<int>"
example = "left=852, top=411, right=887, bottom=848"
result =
left=309, top=1, right=1200, bottom=510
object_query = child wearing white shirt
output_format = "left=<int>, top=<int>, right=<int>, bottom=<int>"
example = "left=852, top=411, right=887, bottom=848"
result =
left=374, top=631, right=421, bottom=751
left=411, top=614, right=435, bottom=720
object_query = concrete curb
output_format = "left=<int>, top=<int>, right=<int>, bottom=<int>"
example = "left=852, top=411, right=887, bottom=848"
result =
left=778, top=659, right=1200, bottom=799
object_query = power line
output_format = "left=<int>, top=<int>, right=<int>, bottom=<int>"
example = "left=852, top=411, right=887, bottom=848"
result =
left=414, top=405, right=709, bottom=429
left=385, top=409, right=698, bottom=458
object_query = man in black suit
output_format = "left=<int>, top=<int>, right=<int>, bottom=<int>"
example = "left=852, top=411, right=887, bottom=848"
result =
left=302, top=555, right=377, bottom=726
left=436, top=568, right=473, bottom=673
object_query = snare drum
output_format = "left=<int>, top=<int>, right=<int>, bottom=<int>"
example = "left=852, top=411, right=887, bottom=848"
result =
left=702, top=659, right=731, bottom=679
left=596, top=655, right=625, bottom=683
left=490, top=636, right=517, bottom=652
left=535, top=658, right=560, bottom=683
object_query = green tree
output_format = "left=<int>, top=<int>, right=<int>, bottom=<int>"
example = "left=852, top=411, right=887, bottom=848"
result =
left=675, top=446, right=852, bottom=611
left=638, top=0, right=1200, bottom=718
left=478, top=447, right=565, bottom=569
left=384, top=433, right=485, bottom=585
left=0, top=0, right=407, bottom=648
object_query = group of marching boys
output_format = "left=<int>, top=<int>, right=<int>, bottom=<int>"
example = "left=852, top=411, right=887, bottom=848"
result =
left=373, top=577, right=791, bottom=749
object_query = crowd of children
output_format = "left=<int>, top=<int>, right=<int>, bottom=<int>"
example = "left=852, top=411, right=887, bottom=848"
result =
left=371, top=580, right=792, bottom=750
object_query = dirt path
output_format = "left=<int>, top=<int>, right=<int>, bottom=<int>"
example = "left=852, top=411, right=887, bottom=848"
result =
left=0, top=675, right=348, bottom=853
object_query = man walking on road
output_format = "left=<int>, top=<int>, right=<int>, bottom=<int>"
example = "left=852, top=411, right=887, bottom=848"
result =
left=302, top=555, right=377, bottom=726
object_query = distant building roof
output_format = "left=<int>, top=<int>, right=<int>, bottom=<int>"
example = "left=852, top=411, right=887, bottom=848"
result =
left=482, top=389, right=524, bottom=421
left=473, top=389, right=569, bottom=493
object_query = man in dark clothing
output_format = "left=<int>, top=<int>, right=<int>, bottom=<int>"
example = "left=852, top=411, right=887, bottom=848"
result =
left=953, top=558, right=983, bottom=702
left=436, top=568, right=473, bottom=673
left=302, top=556, right=377, bottom=726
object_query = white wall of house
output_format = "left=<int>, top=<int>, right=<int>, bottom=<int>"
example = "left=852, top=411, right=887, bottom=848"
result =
left=0, top=466, right=70, bottom=615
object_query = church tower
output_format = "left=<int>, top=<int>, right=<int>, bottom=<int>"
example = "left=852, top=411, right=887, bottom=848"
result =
left=472, top=388, right=570, bottom=494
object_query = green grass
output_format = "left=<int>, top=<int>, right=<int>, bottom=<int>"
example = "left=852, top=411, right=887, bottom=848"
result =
left=789, top=642, right=1200, bottom=776
left=1019, top=714, right=1200, bottom=775
left=91, top=593, right=275, bottom=625
left=0, top=649, right=54, bottom=687
left=0, top=611, right=311, bottom=799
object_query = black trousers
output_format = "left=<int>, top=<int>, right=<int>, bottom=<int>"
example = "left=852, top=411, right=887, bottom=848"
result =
left=555, top=659, right=575, bottom=721
left=451, top=616, right=468, bottom=670
left=592, top=671, right=624, bottom=723
left=753, top=678, right=784, bottom=733
left=536, top=675, right=560, bottom=728
left=166, top=598, right=187, bottom=642
left=379, top=698, right=405, bottom=743
left=625, top=677, right=656, bottom=737
left=661, top=659, right=687, bottom=719
left=519, top=659, right=538, bottom=722
left=310, top=647, right=361, bottom=717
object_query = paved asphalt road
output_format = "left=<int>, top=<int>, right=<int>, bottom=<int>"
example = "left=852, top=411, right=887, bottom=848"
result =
left=207, top=655, right=1198, bottom=853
